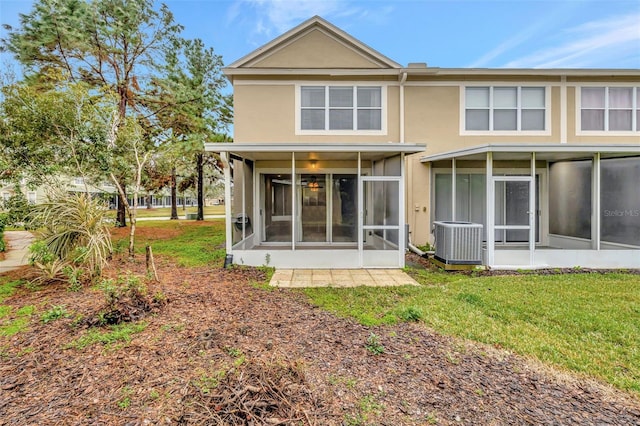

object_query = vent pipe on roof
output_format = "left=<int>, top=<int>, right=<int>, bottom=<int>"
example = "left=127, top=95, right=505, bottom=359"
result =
left=408, top=62, right=428, bottom=68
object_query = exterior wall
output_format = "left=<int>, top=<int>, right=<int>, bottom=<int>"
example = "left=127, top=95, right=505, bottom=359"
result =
left=405, top=154, right=431, bottom=245
left=404, top=84, right=561, bottom=152
left=566, top=85, right=640, bottom=144
left=234, top=83, right=400, bottom=143
left=250, top=29, right=385, bottom=69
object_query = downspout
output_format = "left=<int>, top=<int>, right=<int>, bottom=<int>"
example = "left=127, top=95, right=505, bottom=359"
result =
left=399, top=71, right=407, bottom=143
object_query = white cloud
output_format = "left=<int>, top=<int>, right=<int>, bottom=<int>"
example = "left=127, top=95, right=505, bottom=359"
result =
left=503, top=13, right=640, bottom=68
left=229, top=0, right=393, bottom=42
left=238, top=0, right=356, bottom=37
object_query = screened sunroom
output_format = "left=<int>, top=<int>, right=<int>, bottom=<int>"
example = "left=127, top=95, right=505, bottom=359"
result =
left=205, top=142, right=425, bottom=268
left=422, top=144, right=640, bottom=269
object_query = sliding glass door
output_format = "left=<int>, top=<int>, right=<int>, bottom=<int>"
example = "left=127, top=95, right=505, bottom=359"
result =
left=262, top=173, right=357, bottom=245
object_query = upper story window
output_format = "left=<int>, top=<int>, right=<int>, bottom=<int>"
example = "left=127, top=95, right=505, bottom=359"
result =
left=580, top=87, right=639, bottom=132
left=299, top=85, right=383, bottom=133
left=464, top=86, right=546, bottom=132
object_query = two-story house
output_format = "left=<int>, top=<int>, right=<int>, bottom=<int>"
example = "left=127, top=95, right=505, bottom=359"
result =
left=206, top=16, right=640, bottom=269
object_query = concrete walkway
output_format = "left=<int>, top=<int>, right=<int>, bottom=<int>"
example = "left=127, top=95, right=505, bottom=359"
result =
left=0, top=231, right=35, bottom=274
left=269, top=268, right=419, bottom=288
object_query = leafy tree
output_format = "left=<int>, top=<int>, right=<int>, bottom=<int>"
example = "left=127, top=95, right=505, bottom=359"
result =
left=2, top=0, right=183, bottom=228
left=150, top=38, right=232, bottom=220
left=0, top=76, right=115, bottom=189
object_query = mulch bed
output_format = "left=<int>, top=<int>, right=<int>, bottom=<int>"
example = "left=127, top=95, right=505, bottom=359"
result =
left=1, top=255, right=639, bottom=425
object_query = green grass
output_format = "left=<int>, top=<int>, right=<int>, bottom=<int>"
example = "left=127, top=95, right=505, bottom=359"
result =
left=110, top=205, right=224, bottom=219
left=69, top=322, right=148, bottom=349
left=0, top=279, right=25, bottom=303
left=304, top=271, right=640, bottom=394
left=113, top=220, right=227, bottom=267
left=0, top=304, right=35, bottom=337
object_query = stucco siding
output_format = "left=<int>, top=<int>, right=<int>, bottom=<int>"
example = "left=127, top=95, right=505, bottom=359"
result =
left=250, top=29, right=386, bottom=69
left=234, top=84, right=400, bottom=143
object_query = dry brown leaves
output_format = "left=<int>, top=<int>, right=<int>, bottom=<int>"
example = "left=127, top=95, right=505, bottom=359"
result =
left=0, top=255, right=639, bottom=425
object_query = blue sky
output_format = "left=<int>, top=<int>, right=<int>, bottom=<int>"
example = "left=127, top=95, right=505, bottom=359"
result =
left=1, top=0, right=639, bottom=70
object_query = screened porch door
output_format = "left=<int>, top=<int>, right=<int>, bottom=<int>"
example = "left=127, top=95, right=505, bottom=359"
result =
left=493, top=176, right=535, bottom=264
left=360, top=176, right=403, bottom=268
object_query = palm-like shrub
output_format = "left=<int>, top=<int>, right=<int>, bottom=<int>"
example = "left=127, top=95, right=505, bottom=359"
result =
left=32, top=190, right=113, bottom=278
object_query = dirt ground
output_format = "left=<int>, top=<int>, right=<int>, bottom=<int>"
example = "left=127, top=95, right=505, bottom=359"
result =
left=1, top=255, right=639, bottom=425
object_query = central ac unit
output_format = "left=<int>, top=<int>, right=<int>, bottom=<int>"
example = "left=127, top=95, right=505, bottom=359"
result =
left=434, top=221, right=483, bottom=265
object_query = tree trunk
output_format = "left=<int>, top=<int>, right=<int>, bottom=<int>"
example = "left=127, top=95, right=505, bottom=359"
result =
left=146, top=194, right=152, bottom=209
left=116, top=182, right=127, bottom=227
left=170, top=167, right=178, bottom=220
left=197, top=152, right=204, bottom=221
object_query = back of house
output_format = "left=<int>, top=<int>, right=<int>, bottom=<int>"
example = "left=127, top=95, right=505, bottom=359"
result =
left=206, top=16, right=640, bottom=270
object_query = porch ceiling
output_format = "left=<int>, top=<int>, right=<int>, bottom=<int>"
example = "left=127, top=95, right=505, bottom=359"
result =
left=205, top=142, right=426, bottom=161
left=420, top=143, right=640, bottom=163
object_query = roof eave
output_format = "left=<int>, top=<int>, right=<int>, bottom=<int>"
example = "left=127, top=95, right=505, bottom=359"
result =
left=420, top=143, right=640, bottom=162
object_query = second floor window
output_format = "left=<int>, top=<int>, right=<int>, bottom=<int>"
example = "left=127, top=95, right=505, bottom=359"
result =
left=465, top=86, right=546, bottom=132
left=581, top=87, right=639, bottom=131
left=301, top=86, right=382, bottom=131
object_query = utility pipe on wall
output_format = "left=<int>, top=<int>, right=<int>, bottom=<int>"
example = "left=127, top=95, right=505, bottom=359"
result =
left=399, top=72, right=407, bottom=143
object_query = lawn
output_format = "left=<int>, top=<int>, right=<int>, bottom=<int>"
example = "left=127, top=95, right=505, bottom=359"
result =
left=112, top=219, right=227, bottom=267
left=109, top=205, right=225, bottom=219
left=304, top=270, right=640, bottom=393
left=1, top=220, right=639, bottom=424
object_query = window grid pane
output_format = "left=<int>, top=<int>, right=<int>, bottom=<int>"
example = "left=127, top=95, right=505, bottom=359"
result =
left=301, top=86, right=325, bottom=107
left=301, top=86, right=383, bottom=131
left=582, top=87, right=605, bottom=108
left=494, top=109, right=517, bottom=130
left=609, top=87, right=633, bottom=108
left=301, top=109, right=325, bottom=130
left=357, top=110, right=381, bottom=130
left=329, top=109, right=353, bottom=130
left=329, top=87, right=353, bottom=108
left=465, top=86, right=546, bottom=131
left=357, top=87, right=381, bottom=107
left=494, top=87, right=517, bottom=108
left=609, top=110, right=632, bottom=131
left=582, top=110, right=605, bottom=131
left=466, top=87, right=489, bottom=108
left=466, top=109, right=489, bottom=130
left=522, top=109, right=545, bottom=130
left=581, top=86, right=639, bottom=131
left=522, top=87, right=545, bottom=108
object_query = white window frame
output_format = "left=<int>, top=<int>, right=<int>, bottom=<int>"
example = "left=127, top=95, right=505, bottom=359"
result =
left=576, top=85, right=640, bottom=135
left=295, top=83, right=387, bottom=136
left=27, top=191, right=37, bottom=205
left=460, top=84, right=551, bottom=136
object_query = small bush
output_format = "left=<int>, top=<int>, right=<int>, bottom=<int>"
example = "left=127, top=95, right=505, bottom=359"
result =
left=398, top=306, right=423, bottom=322
left=365, top=332, right=385, bottom=355
left=31, top=190, right=113, bottom=278
left=41, top=305, right=68, bottom=323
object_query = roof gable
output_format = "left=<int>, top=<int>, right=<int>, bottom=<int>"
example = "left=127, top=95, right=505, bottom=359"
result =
left=227, top=16, right=401, bottom=70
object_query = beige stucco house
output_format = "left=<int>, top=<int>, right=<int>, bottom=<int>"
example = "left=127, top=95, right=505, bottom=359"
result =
left=206, top=16, right=640, bottom=269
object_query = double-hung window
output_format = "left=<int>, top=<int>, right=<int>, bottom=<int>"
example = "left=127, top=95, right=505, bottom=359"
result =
left=580, top=87, right=639, bottom=132
left=464, top=86, right=546, bottom=132
left=300, top=86, right=382, bottom=132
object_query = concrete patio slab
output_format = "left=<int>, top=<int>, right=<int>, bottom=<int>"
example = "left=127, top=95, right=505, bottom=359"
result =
left=269, top=269, right=419, bottom=288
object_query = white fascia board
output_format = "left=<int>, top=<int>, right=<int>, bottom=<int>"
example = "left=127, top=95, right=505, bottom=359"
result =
left=424, top=68, right=640, bottom=77
left=205, top=142, right=426, bottom=154
left=223, top=68, right=401, bottom=77
left=420, top=143, right=640, bottom=162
